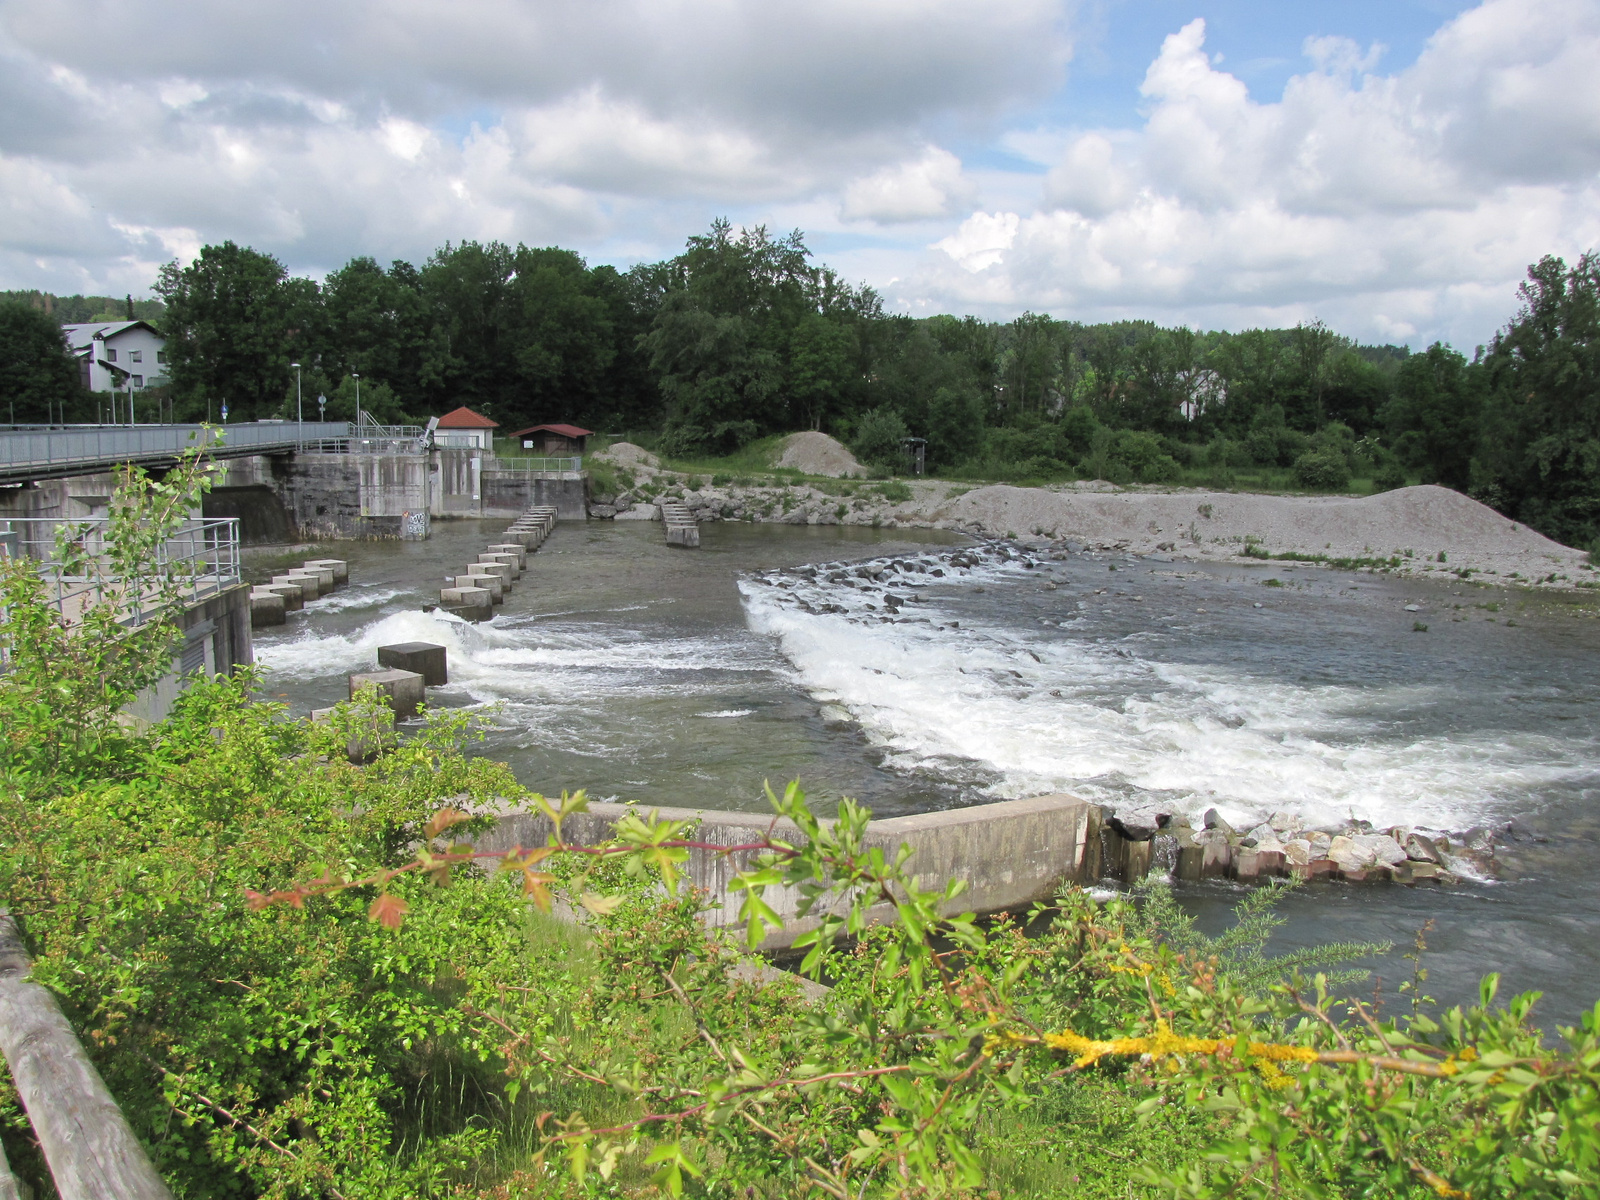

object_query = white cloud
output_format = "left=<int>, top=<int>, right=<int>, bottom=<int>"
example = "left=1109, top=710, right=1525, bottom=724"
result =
left=842, top=147, right=976, bottom=222
left=916, top=0, right=1600, bottom=345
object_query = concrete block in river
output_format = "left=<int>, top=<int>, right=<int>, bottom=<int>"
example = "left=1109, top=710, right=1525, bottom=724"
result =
left=439, top=586, right=492, bottom=622
left=262, top=583, right=303, bottom=611
left=479, top=552, right=521, bottom=577
left=473, top=561, right=514, bottom=585
left=378, top=641, right=448, bottom=686
left=348, top=668, right=425, bottom=719
left=459, top=571, right=504, bottom=601
left=1199, top=831, right=1232, bottom=879
left=304, top=559, right=348, bottom=586
left=249, top=589, right=286, bottom=627
left=296, top=565, right=336, bottom=590
left=486, top=543, right=527, bottom=568
left=282, top=571, right=322, bottom=599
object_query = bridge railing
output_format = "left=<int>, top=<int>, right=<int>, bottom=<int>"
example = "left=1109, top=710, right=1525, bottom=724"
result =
left=0, top=422, right=353, bottom=477
left=0, top=515, right=241, bottom=627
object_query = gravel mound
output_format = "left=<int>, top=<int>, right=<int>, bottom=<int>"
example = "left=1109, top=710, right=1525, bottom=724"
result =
left=776, top=432, right=865, bottom=478
left=931, top=484, right=1585, bottom=578
left=592, top=442, right=660, bottom=470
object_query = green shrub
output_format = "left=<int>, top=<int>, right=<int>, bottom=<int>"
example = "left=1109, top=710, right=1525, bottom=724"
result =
left=1373, top=458, right=1409, bottom=492
left=1293, top=447, right=1353, bottom=490
left=849, top=406, right=909, bottom=470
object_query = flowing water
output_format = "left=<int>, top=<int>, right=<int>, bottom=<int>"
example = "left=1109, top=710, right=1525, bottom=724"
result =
left=251, top=519, right=1600, bottom=1024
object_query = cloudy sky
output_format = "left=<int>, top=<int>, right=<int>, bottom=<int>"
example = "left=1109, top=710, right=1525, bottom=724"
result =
left=2, top=0, right=1597, bottom=346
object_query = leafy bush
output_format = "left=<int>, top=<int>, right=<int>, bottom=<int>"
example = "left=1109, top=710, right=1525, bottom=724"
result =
left=1293, top=447, right=1353, bottom=489
left=1374, top=458, right=1409, bottom=492
left=1110, top=429, right=1181, bottom=483
left=850, top=406, right=910, bottom=471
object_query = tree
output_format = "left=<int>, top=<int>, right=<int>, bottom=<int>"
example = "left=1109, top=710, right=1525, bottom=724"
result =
left=154, top=243, right=299, bottom=421
left=0, top=302, right=85, bottom=422
left=1382, top=342, right=1482, bottom=491
left=1479, top=252, right=1600, bottom=548
left=502, top=246, right=615, bottom=429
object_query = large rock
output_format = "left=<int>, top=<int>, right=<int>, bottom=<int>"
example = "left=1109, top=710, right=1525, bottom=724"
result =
left=592, top=442, right=661, bottom=470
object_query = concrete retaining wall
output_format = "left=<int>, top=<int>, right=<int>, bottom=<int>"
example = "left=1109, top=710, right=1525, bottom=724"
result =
left=479, top=793, right=1101, bottom=951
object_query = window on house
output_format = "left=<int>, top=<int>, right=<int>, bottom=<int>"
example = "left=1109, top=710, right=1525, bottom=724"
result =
left=130, top=349, right=142, bottom=363
left=132, top=375, right=143, bottom=388
left=105, top=348, right=117, bottom=362
left=156, top=350, right=168, bottom=364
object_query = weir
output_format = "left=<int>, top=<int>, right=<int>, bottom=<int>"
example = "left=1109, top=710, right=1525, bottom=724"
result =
left=477, top=793, right=1104, bottom=952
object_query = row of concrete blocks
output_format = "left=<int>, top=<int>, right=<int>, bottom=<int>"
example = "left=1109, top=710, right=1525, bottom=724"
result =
left=659, top=500, right=700, bottom=548
left=249, top=558, right=349, bottom=628
left=310, top=640, right=450, bottom=761
left=438, top=506, right=559, bottom=621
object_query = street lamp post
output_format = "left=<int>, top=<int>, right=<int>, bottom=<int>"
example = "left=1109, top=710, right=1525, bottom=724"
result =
left=291, top=361, right=302, bottom=441
left=352, top=373, right=361, bottom=431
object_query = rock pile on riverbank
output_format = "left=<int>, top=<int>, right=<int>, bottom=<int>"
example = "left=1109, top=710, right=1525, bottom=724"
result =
left=1101, top=807, right=1502, bottom=888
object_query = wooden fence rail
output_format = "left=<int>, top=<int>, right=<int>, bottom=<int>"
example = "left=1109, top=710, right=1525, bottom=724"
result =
left=0, top=909, right=172, bottom=1199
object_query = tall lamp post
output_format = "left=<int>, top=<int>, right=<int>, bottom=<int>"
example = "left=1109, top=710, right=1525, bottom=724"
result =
left=352, top=373, right=361, bottom=431
left=291, top=361, right=302, bottom=441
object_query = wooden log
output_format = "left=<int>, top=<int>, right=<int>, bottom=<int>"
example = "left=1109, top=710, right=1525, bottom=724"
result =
left=0, top=1135, right=23, bottom=1200
left=0, top=910, right=173, bottom=1200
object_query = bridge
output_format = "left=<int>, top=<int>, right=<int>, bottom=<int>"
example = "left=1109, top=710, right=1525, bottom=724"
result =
left=0, top=422, right=356, bottom=483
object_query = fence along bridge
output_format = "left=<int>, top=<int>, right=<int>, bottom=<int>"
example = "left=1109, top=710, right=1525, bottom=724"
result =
left=0, top=421, right=365, bottom=483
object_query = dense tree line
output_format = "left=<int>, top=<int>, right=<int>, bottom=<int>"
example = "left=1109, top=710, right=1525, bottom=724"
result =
left=1, top=226, right=1596, bottom=548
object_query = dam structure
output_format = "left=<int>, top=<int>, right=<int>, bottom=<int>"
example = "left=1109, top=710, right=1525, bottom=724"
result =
left=0, top=419, right=589, bottom=543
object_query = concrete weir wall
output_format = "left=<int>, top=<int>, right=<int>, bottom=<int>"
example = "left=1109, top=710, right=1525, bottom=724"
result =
left=480, top=793, right=1102, bottom=951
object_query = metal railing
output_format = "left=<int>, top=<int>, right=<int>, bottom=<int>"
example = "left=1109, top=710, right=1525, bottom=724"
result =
left=0, top=422, right=353, bottom=481
left=486, top=457, right=583, bottom=475
left=0, top=515, right=241, bottom=627
left=297, top=436, right=428, bottom=456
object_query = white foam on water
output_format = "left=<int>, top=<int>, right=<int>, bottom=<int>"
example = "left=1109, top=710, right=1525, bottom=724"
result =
left=309, top=585, right=412, bottom=613
left=696, top=709, right=755, bottom=718
left=740, top=549, right=1598, bottom=831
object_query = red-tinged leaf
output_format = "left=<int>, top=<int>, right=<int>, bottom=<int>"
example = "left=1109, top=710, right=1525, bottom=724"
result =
left=526, top=883, right=552, bottom=913
left=423, top=806, right=470, bottom=840
left=579, top=892, right=622, bottom=916
left=245, top=890, right=270, bottom=911
left=368, top=892, right=409, bottom=928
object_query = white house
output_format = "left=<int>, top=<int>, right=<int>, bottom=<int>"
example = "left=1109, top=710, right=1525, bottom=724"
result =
left=62, top=321, right=169, bottom=394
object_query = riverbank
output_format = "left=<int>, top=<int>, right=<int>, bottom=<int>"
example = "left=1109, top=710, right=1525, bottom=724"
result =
left=589, top=442, right=1592, bottom=589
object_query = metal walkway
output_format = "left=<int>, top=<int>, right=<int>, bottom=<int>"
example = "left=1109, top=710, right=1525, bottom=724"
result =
left=0, top=422, right=353, bottom=483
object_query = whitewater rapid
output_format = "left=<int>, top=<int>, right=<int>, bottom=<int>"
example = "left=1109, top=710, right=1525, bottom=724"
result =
left=738, top=544, right=1597, bottom=833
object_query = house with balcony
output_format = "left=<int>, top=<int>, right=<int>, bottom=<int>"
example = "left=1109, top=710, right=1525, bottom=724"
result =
left=62, top=321, right=168, bottom=393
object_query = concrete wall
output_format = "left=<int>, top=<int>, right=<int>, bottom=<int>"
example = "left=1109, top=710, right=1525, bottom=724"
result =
left=124, top=582, right=254, bottom=727
left=481, top=469, right=587, bottom=519
left=0, top=471, right=123, bottom=522
left=277, top=452, right=431, bottom=540
left=479, top=793, right=1101, bottom=951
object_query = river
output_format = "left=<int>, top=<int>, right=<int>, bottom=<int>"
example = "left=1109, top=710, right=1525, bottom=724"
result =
left=251, top=517, right=1600, bottom=1025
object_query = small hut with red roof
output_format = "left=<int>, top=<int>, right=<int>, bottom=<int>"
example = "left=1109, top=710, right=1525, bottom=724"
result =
left=434, top=406, right=499, bottom=451
left=510, top=423, right=592, bottom=455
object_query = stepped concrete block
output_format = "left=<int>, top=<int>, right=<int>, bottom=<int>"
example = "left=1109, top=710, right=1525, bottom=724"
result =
left=487, top=543, right=528, bottom=568
left=304, top=559, right=348, bottom=586
left=296, top=565, right=336, bottom=590
left=459, top=571, right=504, bottom=602
left=479, top=552, right=521, bottom=577
left=379, top=641, right=448, bottom=686
left=250, top=589, right=286, bottom=627
left=349, top=668, right=426, bottom=719
left=282, top=571, right=322, bottom=599
left=440, top=586, right=493, bottom=622
left=473, top=561, right=514, bottom=585
left=262, top=583, right=304, bottom=611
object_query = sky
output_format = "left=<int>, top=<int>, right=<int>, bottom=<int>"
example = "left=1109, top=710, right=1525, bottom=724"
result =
left=2, top=0, right=1597, bottom=347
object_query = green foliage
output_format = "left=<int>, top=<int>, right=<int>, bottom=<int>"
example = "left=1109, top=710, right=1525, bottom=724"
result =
left=0, top=300, right=89, bottom=421
left=1293, top=448, right=1353, bottom=490
left=851, top=406, right=910, bottom=470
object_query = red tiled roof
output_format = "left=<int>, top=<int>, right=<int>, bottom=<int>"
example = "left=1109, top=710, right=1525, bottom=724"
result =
left=510, top=423, right=593, bottom=439
left=437, top=406, right=499, bottom=428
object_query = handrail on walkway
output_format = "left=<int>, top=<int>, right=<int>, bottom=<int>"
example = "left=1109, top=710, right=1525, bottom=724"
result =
left=0, top=515, right=241, bottom=626
left=0, top=909, right=174, bottom=1199
left=0, top=422, right=353, bottom=482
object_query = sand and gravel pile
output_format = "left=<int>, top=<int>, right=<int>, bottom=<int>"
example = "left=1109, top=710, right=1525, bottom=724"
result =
left=775, top=432, right=865, bottom=478
left=592, top=442, right=661, bottom=471
left=923, top=484, right=1586, bottom=580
